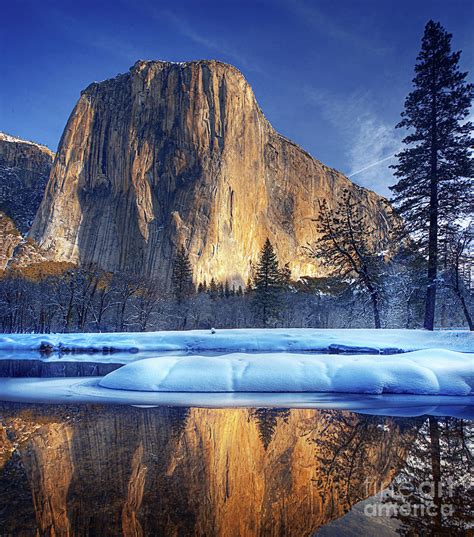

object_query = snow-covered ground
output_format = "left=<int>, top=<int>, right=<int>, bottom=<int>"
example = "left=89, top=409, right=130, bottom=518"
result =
left=0, top=328, right=472, bottom=354
left=1, top=329, right=472, bottom=402
left=0, top=377, right=472, bottom=418
left=98, top=349, right=473, bottom=396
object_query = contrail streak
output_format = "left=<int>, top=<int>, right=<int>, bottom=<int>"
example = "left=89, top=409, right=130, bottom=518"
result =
left=347, top=153, right=396, bottom=177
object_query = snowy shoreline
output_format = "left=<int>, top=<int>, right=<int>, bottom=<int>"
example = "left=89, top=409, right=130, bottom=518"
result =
left=1, top=329, right=471, bottom=400
left=0, top=328, right=472, bottom=354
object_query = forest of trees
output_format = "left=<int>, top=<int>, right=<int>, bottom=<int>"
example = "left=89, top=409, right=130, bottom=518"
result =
left=0, top=20, right=472, bottom=334
left=0, top=227, right=470, bottom=333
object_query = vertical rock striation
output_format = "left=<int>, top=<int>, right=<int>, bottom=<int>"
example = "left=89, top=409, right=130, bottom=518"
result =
left=30, top=60, right=393, bottom=286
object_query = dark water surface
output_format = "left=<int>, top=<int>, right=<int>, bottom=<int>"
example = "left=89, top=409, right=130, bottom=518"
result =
left=0, top=403, right=472, bottom=537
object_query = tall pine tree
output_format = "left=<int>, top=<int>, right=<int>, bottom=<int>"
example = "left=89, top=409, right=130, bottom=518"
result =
left=171, top=246, right=194, bottom=304
left=252, top=238, right=283, bottom=327
left=390, top=21, right=473, bottom=330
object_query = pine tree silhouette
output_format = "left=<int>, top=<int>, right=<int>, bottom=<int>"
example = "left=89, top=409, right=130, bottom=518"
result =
left=391, top=21, right=473, bottom=330
left=171, top=246, right=194, bottom=304
left=252, top=238, right=283, bottom=327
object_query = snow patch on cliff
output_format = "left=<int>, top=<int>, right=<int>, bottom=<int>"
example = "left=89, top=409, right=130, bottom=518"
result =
left=0, top=132, right=54, bottom=155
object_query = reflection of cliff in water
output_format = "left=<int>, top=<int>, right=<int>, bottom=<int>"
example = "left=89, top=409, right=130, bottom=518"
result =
left=0, top=404, right=424, bottom=536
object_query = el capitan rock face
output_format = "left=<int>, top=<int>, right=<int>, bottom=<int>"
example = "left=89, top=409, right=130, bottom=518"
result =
left=30, top=60, right=392, bottom=286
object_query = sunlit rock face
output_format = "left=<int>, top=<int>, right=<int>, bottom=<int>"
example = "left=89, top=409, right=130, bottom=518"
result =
left=0, top=405, right=415, bottom=536
left=30, top=60, right=392, bottom=287
left=0, top=133, right=54, bottom=235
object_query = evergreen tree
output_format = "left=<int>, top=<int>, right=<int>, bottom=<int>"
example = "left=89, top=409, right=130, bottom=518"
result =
left=252, top=238, right=283, bottom=326
left=208, top=278, right=218, bottom=299
left=224, top=280, right=231, bottom=298
left=171, top=246, right=194, bottom=304
left=390, top=21, right=473, bottom=330
left=217, top=282, right=225, bottom=298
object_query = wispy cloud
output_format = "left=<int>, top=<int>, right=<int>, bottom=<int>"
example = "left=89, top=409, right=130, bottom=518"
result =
left=348, top=154, right=396, bottom=178
left=281, top=0, right=391, bottom=56
left=166, top=10, right=261, bottom=71
left=305, top=88, right=402, bottom=196
left=346, top=114, right=402, bottom=195
left=140, top=7, right=266, bottom=76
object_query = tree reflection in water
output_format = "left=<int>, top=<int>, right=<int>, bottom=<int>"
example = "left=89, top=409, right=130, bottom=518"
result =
left=379, top=416, right=473, bottom=536
left=310, top=412, right=421, bottom=509
left=251, top=408, right=290, bottom=450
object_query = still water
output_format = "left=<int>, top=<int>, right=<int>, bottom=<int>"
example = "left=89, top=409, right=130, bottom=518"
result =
left=0, top=404, right=472, bottom=536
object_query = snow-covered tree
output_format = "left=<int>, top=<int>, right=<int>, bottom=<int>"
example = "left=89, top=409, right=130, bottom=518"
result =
left=442, top=224, right=473, bottom=330
left=306, top=189, right=390, bottom=329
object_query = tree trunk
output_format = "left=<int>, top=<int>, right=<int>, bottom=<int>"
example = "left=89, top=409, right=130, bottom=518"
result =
left=429, top=417, right=443, bottom=530
left=456, top=291, right=474, bottom=331
left=424, top=214, right=438, bottom=330
left=366, top=284, right=381, bottom=329
left=370, top=292, right=381, bottom=329
left=119, top=301, right=127, bottom=332
left=424, top=82, right=439, bottom=331
left=424, top=191, right=439, bottom=330
left=65, top=283, right=75, bottom=332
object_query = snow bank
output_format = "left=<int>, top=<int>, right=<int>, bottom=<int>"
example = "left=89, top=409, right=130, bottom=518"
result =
left=99, top=349, right=473, bottom=396
left=0, top=329, right=472, bottom=354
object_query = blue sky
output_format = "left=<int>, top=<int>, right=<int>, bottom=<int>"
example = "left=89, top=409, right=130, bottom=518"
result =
left=1, top=0, right=473, bottom=196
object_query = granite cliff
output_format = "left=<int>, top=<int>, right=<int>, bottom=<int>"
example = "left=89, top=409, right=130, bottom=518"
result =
left=0, top=134, right=53, bottom=270
left=0, top=133, right=54, bottom=234
left=30, top=60, right=393, bottom=286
